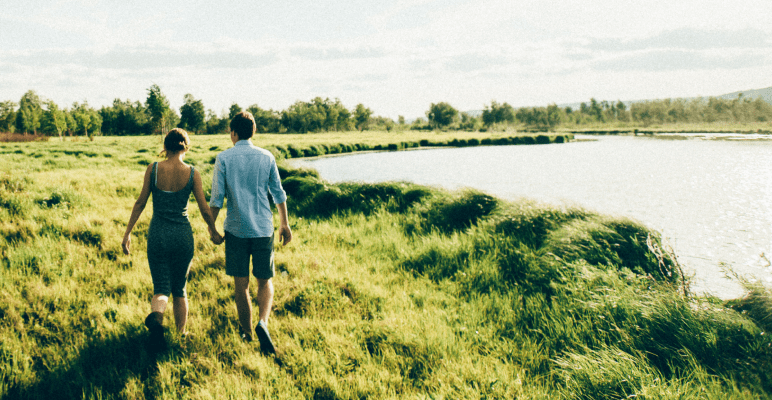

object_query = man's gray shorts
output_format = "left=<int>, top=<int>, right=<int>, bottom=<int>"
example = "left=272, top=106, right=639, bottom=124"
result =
left=224, top=231, right=275, bottom=279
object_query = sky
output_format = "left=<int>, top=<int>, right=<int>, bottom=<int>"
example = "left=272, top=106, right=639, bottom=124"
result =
left=1, top=0, right=771, bottom=120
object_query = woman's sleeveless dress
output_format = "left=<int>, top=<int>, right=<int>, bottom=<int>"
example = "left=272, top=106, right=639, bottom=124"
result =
left=146, top=162, right=195, bottom=297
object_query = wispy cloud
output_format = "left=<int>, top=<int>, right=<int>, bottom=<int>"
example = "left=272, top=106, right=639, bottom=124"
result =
left=591, top=49, right=768, bottom=72
left=2, top=46, right=279, bottom=70
left=587, top=28, right=772, bottom=52
left=289, top=46, right=387, bottom=61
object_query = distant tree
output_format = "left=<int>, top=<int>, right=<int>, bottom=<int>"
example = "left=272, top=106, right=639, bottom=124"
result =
left=179, top=93, right=206, bottom=133
left=99, top=99, right=149, bottom=135
left=16, top=90, right=43, bottom=134
left=353, top=103, right=373, bottom=131
left=0, top=101, right=17, bottom=133
left=410, top=117, right=429, bottom=131
left=630, top=101, right=654, bottom=126
left=40, top=100, right=67, bottom=139
left=320, top=98, right=352, bottom=131
left=460, top=112, right=482, bottom=131
left=246, top=104, right=282, bottom=133
left=589, top=98, right=605, bottom=122
left=427, top=102, right=458, bottom=129
left=71, top=101, right=102, bottom=139
left=146, top=84, right=172, bottom=134
left=228, top=103, right=243, bottom=119
left=99, top=104, right=118, bottom=135
left=64, top=109, right=76, bottom=136
left=546, top=104, right=563, bottom=130
left=614, top=100, right=628, bottom=121
left=370, top=115, right=395, bottom=131
left=482, top=101, right=515, bottom=126
left=517, top=107, right=547, bottom=128
left=281, top=100, right=321, bottom=133
left=397, top=115, right=405, bottom=125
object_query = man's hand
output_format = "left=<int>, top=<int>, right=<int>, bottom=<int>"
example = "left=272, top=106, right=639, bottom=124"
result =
left=209, top=226, right=224, bottom=245
left=278, top=224, right=292, bottom=246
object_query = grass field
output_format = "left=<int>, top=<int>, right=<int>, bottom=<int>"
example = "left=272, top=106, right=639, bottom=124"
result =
left=1, top=131, right=770, bottom=399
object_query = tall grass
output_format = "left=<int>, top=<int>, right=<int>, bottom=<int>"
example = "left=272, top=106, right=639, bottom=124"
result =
left=0, top=133, right=770, bottom=399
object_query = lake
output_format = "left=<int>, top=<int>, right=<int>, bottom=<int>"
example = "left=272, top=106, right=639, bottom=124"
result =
left=291, top=134, right=772, bottom=299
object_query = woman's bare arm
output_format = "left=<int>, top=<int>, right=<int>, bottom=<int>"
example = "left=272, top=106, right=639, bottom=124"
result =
left=192, top=169, right=222, bottom=244
left=122, top=164, right=153, bottom=255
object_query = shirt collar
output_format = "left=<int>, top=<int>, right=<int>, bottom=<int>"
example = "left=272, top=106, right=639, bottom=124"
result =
left=235, top=139, right=253, bottom=146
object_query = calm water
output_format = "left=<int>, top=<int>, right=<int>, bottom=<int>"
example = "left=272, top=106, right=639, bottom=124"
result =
left=292, top=135, right=772, bottom=299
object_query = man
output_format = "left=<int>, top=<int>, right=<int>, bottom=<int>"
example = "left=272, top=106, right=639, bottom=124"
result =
left=209, top=111, right=292, bottom=354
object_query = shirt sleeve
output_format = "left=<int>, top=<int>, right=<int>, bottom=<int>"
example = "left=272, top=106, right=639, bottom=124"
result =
left=209, top=154, right=226, bottom=208
left=267, top=158, right=287, bottom=204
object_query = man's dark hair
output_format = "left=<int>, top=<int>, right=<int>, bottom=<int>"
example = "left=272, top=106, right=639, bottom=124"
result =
left=230, top=111, right=256, bottom=140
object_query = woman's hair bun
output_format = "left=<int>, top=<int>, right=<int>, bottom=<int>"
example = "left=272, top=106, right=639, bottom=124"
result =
left=163, top=128, right=191, bottom=154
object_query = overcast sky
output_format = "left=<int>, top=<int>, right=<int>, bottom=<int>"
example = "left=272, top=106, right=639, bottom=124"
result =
left=1, top=0, right=771, bottom=119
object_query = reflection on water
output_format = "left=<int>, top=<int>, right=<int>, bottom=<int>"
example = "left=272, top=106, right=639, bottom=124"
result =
left=292, top=135, right=772, bottom=299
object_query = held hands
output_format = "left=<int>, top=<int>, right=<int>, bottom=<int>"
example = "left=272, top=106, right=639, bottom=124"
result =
left=206, top=225, right=290, bottom=246
left=209, top=226, right=224, bottom=245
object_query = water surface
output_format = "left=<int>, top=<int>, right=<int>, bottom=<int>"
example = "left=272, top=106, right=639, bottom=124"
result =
left=292, top=135, right=772, bottom=299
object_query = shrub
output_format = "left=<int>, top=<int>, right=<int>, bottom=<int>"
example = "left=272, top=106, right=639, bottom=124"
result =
left=282, top=175, right=326, bottom=204
left=544, top=217, right=679, bottom=283
left=286, top=145, right=302, bottom=158
left=38, top=188, right=88, bottom=209
left=0, top=175, right=31, bottom=192
left=416, top=190, right=499, bottom=233
left=493, top=204, right=587, bottom=249
left=554, top=347, right=662, bottom=399
left=69, top=227, right=103, bottom=248
left=0, top=193, right=33, bottom=218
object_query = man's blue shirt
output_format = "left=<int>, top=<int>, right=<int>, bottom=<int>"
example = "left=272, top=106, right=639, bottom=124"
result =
left=209, top=140, right=287, bottom=238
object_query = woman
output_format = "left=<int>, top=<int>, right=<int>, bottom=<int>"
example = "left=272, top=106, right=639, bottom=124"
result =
left=122, top=128, right=221, bottom=349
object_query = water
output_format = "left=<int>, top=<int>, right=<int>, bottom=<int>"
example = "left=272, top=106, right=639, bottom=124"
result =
left=291, top=135, right=772, bottom=299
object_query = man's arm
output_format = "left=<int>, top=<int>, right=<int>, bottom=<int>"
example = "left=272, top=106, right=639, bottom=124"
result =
left=208, top=154, right=226, bottom=245
left=209, top=207, right=222, bottom=244
left=276, top=202, right=292, bottom=246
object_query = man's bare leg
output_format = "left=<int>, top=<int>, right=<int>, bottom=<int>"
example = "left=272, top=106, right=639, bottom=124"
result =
left=234, top=276, right=253, bottom=339
left=256, top=278, right=274, bottom=325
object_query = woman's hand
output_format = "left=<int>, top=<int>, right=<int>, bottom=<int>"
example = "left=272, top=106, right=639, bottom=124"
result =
left=122, top=234, right=131, bottom=255
left=209, top=226, right=223, bottom=245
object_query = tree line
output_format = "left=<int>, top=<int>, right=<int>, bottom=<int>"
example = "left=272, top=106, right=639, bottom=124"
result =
left=2, top=85, right=772, bottom=137
left=418, top=95, right=772, bottom=131
left=0, top=85, right=386, bottom=137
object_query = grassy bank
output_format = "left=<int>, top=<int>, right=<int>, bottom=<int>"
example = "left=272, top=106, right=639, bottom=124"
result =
left=1, top=134, right=770, bottom=399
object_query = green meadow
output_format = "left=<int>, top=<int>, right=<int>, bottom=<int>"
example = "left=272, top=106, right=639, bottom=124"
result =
left=1, top=131, right=770, bottom=399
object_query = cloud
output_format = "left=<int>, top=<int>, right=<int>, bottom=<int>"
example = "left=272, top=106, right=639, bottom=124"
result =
left=444, top=53, right=509, bottom=73
left=289, top=46, right=387, bottom=61
left=587, top=27, right=772, bottom=52
left=591, top=49, right=767, bottom=72
left=2, top=46, right=279, bottom=70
